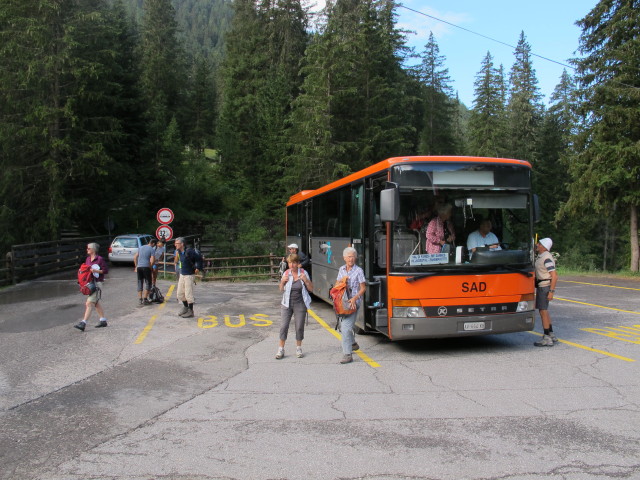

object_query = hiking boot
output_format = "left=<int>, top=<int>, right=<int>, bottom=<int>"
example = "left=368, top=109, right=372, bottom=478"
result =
left=296, top=347, right=303, bottom=358
left=180, top=308, right=194, bottom=318
left=95, top=320, right=108, bottom=328
left=74, top=321, right=86, bottom=332
left=549, top=332, right=558, bottom=343
left=143, top=298, right=152, bottom=306
left=534, top=335, right=554, bottom=347
left=178, top=305, right=189, bottom=316
left=352, top=342, right=360, bottom=351
left=275, top=348, right=285, bottom=360
left=340, top=354, right=353, bottom=364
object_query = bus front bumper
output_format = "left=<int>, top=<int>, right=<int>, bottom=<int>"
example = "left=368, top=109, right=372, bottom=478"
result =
left=388, top=311, right=535, bottom=340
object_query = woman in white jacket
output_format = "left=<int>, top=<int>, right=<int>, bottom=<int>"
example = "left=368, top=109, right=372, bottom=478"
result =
left=276, top=254, right=313, bottom=359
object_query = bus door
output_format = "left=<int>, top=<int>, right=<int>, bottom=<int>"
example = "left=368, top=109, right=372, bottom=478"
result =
left=350, top=182, right=366, bottom=331
left=364, top=176, right=388, bottom=333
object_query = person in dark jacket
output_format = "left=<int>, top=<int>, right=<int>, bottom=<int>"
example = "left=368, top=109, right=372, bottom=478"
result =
left=174, top=237, right=201, bottom=318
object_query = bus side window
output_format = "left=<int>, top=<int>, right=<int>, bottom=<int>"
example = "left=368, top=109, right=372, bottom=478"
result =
left=327, top=218, right=337, bottom=236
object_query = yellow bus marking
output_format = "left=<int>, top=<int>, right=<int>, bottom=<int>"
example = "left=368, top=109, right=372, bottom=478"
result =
left=135, top=284, right=174, bottom=344
left=581, top=326, right=640, bottom=345
left=527, top=331, right=635, bottom=362
left=559, top=280, right=640, bottom=291
left=555, top=296, right=640, bottom=315
left=307, top=309, right=381, bottom=368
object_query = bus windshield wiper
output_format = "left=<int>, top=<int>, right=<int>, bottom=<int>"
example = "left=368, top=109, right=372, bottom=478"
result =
left=499, top=264, right=534, bottom=277
left=405, top=266, right=489, bottom=282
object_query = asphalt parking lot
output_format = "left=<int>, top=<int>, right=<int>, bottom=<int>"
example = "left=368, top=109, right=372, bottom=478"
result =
left=1, top=267, right=639, bottom=480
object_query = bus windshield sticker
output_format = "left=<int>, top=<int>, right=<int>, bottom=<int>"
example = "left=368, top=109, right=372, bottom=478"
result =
left=410, top=253, right=449, bottom=266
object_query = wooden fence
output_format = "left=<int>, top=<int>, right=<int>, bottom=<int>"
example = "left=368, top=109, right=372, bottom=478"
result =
left=0, top=235, right=281, bottom=287
left=3, top=236, right=111, bottom=286
left=158, top=253, right=283, bottom=281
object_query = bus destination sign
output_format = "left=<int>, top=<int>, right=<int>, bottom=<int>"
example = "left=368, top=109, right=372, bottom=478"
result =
left=409, top=253, right=448, bottom=266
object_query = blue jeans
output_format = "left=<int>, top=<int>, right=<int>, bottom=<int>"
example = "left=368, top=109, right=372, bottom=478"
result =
left=340, top=310, right=357, bottom=354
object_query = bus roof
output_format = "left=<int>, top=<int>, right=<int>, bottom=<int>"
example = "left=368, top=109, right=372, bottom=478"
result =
left=286, top=156, right=532, bottom=206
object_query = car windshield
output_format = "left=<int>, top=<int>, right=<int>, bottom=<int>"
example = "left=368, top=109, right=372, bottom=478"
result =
left=383, top=189, right=533, bottom=273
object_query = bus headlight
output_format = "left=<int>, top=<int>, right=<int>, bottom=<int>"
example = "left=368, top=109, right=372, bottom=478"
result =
left=516, top=294, right=535, bottom=312
left=392, top=300, right=426, bottom=318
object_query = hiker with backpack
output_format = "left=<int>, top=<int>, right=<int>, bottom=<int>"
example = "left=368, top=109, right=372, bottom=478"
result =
left=174, top=237, right=203, bottom=318
left=74, top=243, right=109, bottom=332
left=334, top=247, right=366, bottom=364
left=276, top=253, right=313, bottom=360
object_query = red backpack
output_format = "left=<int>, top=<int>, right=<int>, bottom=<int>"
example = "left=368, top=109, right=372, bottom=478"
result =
left=78, top=263, right=97, bottom=295
left=329, top=276, right=356, bottom=316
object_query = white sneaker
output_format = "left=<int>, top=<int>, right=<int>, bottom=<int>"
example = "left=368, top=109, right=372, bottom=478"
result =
left=275, top=348, right=284, bottom=359
left=296, top=347, right=303, bottom=358
left=534, top=334, right=554, bottom=347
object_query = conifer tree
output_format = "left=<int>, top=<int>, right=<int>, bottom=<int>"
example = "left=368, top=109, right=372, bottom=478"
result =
left=563, top=0, right=640, bottom=271
left=217, top=0, right=308, bottom=215
left=287, top=0, right=415, bottom=190
left=139, top=0, right=187, bottom=175
left=417, top=32, right=457, bottom=155
left=536, top=70, right=576, bottom=248
left=0, top=0, right=139, bottom=247
left=468, top=52, right=507, bottom=157
left=506, top=32, right=544, bottom=163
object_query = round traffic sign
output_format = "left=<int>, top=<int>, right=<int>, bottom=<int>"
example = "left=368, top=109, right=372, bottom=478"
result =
left=157, top=208, right=174, bottom=225
left=156, top=225, right=174, bottom=241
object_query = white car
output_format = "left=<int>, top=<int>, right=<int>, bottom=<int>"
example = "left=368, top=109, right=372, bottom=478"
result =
left=108, top=234, right=154, bottom=264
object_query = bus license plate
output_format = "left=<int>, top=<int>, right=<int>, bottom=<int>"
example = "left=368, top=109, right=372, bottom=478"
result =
left=464, top=322, right=485, bottom=331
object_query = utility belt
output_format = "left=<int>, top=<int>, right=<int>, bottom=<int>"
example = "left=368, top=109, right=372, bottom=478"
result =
left=535, top=279, right=551, bottom=287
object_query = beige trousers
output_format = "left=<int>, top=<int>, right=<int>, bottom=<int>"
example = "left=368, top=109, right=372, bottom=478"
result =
left=177, top=274, right=195, bottom=304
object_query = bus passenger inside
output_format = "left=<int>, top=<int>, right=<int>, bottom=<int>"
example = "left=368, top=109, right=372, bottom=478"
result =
left=467, top=219, right=502, bottom=258
left=425, top=203, right=455, bottom=254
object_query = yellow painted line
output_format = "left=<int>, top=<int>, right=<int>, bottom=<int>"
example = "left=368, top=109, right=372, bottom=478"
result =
left=527, top=331, right=635, bottom=362
left=134, top=285, right=174, bottom=345
left=556, top=296, right=640, bottom=315
left=307, top=309, right=381, bottom=368
left=559, top=280, right=640, bottom=291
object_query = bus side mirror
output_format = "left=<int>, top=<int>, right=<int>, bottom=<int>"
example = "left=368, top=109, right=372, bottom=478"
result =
left=380, top=185, right=399, bottom=222
left=533, top=194, right=540, bottom=223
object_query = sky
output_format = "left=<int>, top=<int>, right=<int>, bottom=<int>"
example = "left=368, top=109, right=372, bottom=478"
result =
left=395, top=0, right=598, bottom=107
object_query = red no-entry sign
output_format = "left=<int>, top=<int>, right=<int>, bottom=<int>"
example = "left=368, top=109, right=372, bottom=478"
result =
left=157, top=208, right=174, bottom=225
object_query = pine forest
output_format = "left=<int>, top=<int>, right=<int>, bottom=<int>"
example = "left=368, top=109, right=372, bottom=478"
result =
left=0, top=0, right=638, bottom=272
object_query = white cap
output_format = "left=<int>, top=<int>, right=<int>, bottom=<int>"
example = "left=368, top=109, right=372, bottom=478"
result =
left=287, top=243, right=299, bottom=249
left=539, top=238, right=552, bottom=251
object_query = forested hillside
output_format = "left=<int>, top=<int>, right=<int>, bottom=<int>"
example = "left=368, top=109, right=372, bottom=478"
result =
left=0, top=0, right=638, bottom=270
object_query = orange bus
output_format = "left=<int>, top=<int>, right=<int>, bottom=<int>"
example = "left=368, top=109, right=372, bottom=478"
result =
left=286, top=156, right=537, bottom=340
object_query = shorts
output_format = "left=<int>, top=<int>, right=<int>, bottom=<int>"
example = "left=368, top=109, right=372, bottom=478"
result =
left=137, top=267, right=152, bottom=291
left=87, top=282, right=103, bottom=304
left=536, top=286, right=551, bottom=310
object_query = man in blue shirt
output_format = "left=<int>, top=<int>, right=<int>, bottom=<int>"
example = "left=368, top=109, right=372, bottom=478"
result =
left=134, top=239, right=156, bottom=306
left=467, top=219, right=501, bottom=258
left=175, top=237, right=202, bottom=318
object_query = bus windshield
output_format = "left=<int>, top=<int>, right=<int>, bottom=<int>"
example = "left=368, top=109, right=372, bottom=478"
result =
left=382, top=163, right=534, bottom=273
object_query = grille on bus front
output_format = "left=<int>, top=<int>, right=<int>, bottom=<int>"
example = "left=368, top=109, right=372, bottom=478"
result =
left=424, top=303, right=519, bottom=317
